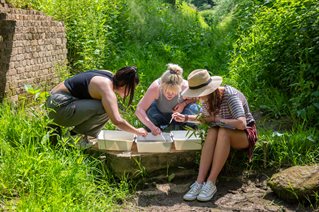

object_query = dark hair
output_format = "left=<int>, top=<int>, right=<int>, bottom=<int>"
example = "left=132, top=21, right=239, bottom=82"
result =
left=207, top=88, right=223, bottom=116
left=113, top=66, right=139, bottom=105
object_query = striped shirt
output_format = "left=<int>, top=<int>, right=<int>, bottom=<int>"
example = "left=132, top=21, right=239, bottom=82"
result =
left=202, top=85, right=255, bottom=125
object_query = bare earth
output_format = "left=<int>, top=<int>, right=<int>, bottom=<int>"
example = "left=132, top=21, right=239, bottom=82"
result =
left=121, top=170, right=315, bottom=212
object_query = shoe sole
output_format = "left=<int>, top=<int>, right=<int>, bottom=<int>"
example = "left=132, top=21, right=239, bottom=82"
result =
left=183, top=196, right=197, bottom=201
left=196, top=189, right=217, bottom=202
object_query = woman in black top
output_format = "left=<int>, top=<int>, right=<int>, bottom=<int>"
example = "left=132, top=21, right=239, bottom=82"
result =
left=46, top=66, right=148, bottom=141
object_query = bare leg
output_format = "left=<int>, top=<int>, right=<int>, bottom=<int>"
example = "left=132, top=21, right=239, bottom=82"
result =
left=196, top=128, right=218, bottom=183
left=207, top=128, right=249, bottom=183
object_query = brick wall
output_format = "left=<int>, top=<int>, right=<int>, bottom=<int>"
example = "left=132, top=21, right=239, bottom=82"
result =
left=0, top=1, right=67, bottom=101
left=0, top=0, right=9, bottom=8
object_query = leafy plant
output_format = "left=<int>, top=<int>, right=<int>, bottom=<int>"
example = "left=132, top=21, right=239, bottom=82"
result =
left=230, top=0, right=319, bottom=127
left=252, top=127, right=319, bottom=169
left=0, top=101, right=133, bottom=210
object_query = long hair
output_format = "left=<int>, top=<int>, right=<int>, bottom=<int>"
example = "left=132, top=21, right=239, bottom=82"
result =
left=113, top=66, right=139, bottom=105
left=207, top=88, right=223, bottom=116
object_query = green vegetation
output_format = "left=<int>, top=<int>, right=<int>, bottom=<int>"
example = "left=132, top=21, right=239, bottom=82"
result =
left=0, top=102, right=132, bottom=210
left=253, top=128, right=318, bottom=169
left=2, top=0, right=319, bottom=210
left=230, top=0, right=319, bottom=127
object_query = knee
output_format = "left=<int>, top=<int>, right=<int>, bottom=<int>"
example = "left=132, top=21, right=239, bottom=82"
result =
left=91, top=101, right=106, bottom=114
left=182, top=103, right=201, bottom=115
left=207, top=127, right=218, bottom=135
left=146, top=102, right=157, bottom=115
left=146, top=104, right=162, bottom=123
left=217, top=128, right=230, bottom=141
left=204, top=128, right=218, bottom=144
left=147, top=109, right=162, bottom=123
left=96, top=113, right=109, bottom=122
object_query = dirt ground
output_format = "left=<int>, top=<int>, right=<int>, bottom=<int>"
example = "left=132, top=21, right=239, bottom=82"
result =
left=117, top=115, right=318, bottom=211
left=121, top=170, right=316, bottom=212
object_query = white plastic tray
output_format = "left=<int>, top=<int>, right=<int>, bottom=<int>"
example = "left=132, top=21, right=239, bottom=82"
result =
left=97, top=130, right=135, bottom=151
left=171, top=130, right=202, bottom=150
left=136, top=133, right=173, bottom=153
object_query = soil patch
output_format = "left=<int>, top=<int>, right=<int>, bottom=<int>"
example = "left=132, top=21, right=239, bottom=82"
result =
left=122, top=170, right=316, bottom=211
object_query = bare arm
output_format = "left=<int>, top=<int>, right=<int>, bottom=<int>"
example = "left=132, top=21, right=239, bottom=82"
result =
left=172, top=112, right=200, bottom=123
left=173, top=113, right=246, bottom=130
left=135, top=81, right=160, bottom=134
left=218, top=93, right=247, bottom=130
left=173, top=98, right=197, bottom=112
left=216, top=116, right=247, bottom=130
left=90, top=77, right=147, bottom=135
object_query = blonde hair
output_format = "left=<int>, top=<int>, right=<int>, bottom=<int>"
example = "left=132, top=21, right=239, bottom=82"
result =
left=160, top=63, right=183, bottom=94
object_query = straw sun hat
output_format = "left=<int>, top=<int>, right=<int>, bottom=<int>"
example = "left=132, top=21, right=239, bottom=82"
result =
left=182, top=69, right=223, bottom=98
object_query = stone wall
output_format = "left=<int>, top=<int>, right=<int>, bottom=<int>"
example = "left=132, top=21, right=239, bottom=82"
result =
left=0, top=1, right=67, bottom=101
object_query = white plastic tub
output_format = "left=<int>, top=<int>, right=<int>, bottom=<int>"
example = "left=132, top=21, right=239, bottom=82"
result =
left=136, top=133, right=173, bottom=153
left=97, top=130, right=135, bottom=151
left=171, top=130, right=202, bottom=151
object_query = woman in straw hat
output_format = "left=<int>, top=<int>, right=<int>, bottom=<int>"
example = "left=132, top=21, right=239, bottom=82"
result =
left=172, top=69, right=257, bottom=202
left=135, top=63, right=200, bottom=135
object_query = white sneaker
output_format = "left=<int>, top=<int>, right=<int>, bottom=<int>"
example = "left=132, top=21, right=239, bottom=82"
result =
left=197, top=181, right=217, bottom=201
left=183, top=181, right=203, bottom=201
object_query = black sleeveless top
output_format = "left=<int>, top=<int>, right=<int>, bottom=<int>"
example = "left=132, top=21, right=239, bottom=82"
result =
left=64, top=70, right=113, bottom=99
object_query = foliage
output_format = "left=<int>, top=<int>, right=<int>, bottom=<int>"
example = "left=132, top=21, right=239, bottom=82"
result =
left=7, top=0, right=126, bottom=72
left=110, top=0, right=237, bottom=84
left=119, top=0, right=210, bottom=73
left=184, top=0, right=215, bottom=10
left=0, top=102, right=131, bottom=210
left=3, top=0, right=319, bottom=208
left=7, top=0, right=238, bottom=83
left=252, top=127, right=319, bottom=169
left=202, top=0, right=236, bottom=24
left=230, top=0, right=319, bottom=127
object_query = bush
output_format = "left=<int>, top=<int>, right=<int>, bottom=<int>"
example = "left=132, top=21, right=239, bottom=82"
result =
left=230, top=0, right=319, bottom=127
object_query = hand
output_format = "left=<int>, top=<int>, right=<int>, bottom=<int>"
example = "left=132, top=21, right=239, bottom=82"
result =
left=136, top=128, right=148, bottom=137
left=215, top=115, right=221, bottom=122
left=173, top=103, right=184, bottom=113
left=172, top=112, right=185, bottom=123
left=151, top=127, right=162, bottom=136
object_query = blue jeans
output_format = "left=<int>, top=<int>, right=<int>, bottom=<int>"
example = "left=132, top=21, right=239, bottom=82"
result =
left=146, top=102, right=200, bottom=131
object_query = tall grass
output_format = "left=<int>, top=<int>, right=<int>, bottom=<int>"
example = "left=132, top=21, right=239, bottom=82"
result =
left=0, top=102, right=131, bottom=210
left=229, top=0, right=319, bottom=127
left=252, top=127, right=319, bottom=169
left=7, top=0, right=236, bottom=81
left=121, top=0, right=237, bottom=77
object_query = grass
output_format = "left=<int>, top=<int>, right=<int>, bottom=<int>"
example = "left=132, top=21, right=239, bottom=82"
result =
left=251, top=127, right=319, bottom=169
left=2, top=98, right=318, bottom=210
left=0, top=102, right=131, bottom=211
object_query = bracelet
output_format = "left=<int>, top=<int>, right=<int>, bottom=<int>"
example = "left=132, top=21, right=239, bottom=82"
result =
left=184, top=115, right=189, bottom=122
